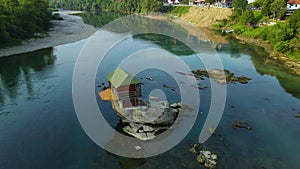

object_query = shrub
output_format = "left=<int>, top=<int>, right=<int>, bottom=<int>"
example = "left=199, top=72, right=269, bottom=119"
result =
left=239, top=10, right=256, bottom=25
left=274, top=41, right=291, bottom=53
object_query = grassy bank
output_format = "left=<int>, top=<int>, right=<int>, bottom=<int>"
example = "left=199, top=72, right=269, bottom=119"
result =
left=213, top=9, right=300, bottom=61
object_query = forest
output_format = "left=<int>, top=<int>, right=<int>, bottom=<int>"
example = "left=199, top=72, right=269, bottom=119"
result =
left=49, top=0, right=164, bottom=13
left=0, top=0, right=51, bottom=44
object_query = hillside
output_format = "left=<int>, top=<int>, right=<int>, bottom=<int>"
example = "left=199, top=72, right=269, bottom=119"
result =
left=179, top=7, right=232, bottom=27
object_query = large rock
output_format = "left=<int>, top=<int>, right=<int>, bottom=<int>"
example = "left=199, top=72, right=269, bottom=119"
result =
left=117, top=101, right=180, bottom=125
left=114, top=101, right=186, bottom=141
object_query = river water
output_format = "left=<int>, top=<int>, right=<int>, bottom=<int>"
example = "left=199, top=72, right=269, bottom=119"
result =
left=0, top=12, right=299, bottom=169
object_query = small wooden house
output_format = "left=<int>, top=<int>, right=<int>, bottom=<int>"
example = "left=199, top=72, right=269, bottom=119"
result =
left=99, top=68, right=142, bottom=109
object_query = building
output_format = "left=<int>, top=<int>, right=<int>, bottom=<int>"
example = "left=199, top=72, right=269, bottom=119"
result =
left=287, top=0, right=300, bottom=10
left=99, top=68, right=142, bottom=109
left=248, top=0, right=257, bottom=4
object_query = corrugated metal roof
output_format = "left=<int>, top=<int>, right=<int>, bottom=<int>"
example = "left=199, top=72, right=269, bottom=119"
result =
left=106, top=68, right=141, bottom=88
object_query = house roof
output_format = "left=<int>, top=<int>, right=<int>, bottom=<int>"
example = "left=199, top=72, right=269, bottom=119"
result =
left=289, top=0, right=300, bottom=4
left=106, top=68, right=141, bottom=88
left=98, top=88, right=118, bottom=101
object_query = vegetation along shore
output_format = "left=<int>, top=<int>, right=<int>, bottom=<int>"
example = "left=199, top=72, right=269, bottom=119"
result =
left=1, top=0, right=299, bottom=74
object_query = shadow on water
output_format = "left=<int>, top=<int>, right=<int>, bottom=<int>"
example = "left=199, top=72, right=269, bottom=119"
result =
left=0, top=48, right=56, bottom=105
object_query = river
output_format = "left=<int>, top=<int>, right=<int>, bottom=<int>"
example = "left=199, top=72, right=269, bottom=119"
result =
left=0, top=12, right=299, bottom=169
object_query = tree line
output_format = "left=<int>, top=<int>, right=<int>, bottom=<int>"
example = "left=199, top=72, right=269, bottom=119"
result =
left=225, top=0, right=300, bottom=59
left=49, top=0, right=164, bottom=13
left=0, top=0, right=52, bottom=44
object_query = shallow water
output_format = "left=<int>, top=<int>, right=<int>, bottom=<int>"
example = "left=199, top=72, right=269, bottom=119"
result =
left=0, top=13, right=300, bottom=169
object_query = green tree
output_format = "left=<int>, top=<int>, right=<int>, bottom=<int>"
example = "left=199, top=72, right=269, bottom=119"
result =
left=260, top=0, right=273, bottom=17
left=288, top=9, right=300, bottom=35
left=232, top=0, right=248, bottom=20
left=239, top=10, right=256, bottom=25
left=270, top=0, right=286, bottom=20
left=233, top=0, right=248, bottom=12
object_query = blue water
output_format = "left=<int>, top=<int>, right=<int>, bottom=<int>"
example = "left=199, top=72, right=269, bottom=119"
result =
left=0, top=13, right=300, bottom=169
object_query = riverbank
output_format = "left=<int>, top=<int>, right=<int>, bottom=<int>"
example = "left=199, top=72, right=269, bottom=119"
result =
left=165, top=7, right=300, bottom=75
left=235, top=35, right=300, bottom=75
left=0, top=10, right=96, bottom=57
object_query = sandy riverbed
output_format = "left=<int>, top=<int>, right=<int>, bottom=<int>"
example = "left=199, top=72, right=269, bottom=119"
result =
left=0, top=10, right=97, bottom=57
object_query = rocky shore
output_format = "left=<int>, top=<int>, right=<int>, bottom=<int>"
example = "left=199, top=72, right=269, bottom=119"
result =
left=0, top=10, right=96, bottom=57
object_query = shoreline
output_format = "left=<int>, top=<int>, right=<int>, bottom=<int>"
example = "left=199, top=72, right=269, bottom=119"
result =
left=235, top=35, right=300, bottom=75
left=157, top=7, right=300, bottom=76
left=0, top=10, right=97, bottom=58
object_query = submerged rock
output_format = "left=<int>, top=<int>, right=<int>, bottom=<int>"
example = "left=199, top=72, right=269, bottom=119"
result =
left=295, top=112, right=300, bottom=118
left=207, top=128, right=216, bottom=135
left=191, top=69, right=252, bottom=85
left=232, top=120, right=252, bottom=130
left=189, top=147, right=198, bottom=154
left=135, top=146, right=142, bottom=150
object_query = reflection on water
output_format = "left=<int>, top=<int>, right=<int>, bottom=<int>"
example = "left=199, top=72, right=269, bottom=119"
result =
left=0, top=48, right=56, bottom=106
left=220, top=35, right=300, bottom=98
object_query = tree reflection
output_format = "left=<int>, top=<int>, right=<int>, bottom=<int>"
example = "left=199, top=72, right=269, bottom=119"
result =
left=250, top=49, right=300, bottom=98
left=0, top=48, right=56, bottom=104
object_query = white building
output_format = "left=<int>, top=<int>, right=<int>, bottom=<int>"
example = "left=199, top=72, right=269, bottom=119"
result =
left=247, top=0, right=257, bottom=4
left=287, top=0, right=300, bottom=10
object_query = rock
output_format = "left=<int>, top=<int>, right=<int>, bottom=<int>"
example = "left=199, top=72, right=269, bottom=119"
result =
left=146, top=132, right=155, bottom=139
left=149, top=96, right=160, bottom=100
left=232, top=120, right=252, bottom=130
left=162, top=84, right=170, bottom=88
left=170, top=103, right=182, bottom=109
left=201, top=150, right=211, bottom=159
left=191, top=69, right=251, bottom=85
left=193, top=143, right=200, bottom=149
left=146, top=77, right=153, bottom=81
left=114, top=101, right=187, bottom=141
left=135, top=146, right=142, bottom=150
left=134, top=132, right=148, bottom=141
left=129, top=122, right=141, bottom=132
left=143, top=125, right=154, bottom=132
left=211, top=154, right=218, bottom=160
left=123, top=123, right=169, bottom=141
left=207, top=128, right=216, bottom=135
left=189, top=147, right=197, bottom=154
left=196, top=155, right=205, bottom=164
left=177, top=72, right=186, bottom=75
left=197, top=150, right=218, bottom=169
left=118, top=101, right=178, bottom=125
left=295, top=112, right=300, bottom=118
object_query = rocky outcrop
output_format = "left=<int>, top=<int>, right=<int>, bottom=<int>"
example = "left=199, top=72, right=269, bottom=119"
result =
left=232, top=120, right=252, bottom=130
left=117, top=101, right=185, bottom=141
left=189, top=144, right=218, bottom=169
left=123, top=123, right=168, bottom=141
left=191, top=69, right=252, bottom=85
left=117, top=101, right=180, bottom=125
left=197, top=150, right=218, bottom=169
